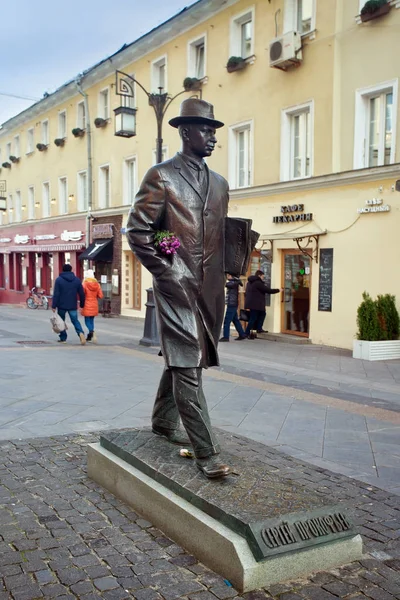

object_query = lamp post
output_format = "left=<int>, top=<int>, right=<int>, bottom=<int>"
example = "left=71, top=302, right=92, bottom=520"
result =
left=114, top=71, right=187, bottom=164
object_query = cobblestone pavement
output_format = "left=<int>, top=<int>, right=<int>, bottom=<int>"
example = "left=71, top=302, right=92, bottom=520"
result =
left=1, top=431, right=400, bottom=600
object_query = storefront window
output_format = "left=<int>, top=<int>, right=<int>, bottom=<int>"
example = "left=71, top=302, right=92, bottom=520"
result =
left=9, top=254, right=15, bottom=290
left=0, top=254, right=5, bottom=288
left=49, top=254, right=54, bottom=294
left=15, top=254, right=23, bottom=292
left=21, top=254, right=27, bottom=287
left=35, top=254, right=41, bottom=288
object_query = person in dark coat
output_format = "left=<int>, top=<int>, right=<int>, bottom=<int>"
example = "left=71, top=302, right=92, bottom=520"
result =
left=219, top=274, right=246, bottom=341
left=127, top=98, right=230, bottom=479
left=52, top=264, right=86, bottom=345
left=245, top=270, right=282, bottom=338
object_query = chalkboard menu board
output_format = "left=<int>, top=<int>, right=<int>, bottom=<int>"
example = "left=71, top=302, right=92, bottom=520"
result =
left=260, top=251, right=272, bottom=307
left=318, top=249, right=333, bottom=312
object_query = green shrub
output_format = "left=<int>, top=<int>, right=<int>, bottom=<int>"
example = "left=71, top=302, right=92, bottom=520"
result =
left=357, top=292, right=400, bottom=341
left=376, top=294, right=400, bottom=340
left=357, top=292, right=381, bottom=341
left=361, top=0, right=387, bottom=15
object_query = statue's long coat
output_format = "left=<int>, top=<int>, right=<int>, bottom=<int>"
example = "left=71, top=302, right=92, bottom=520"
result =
left=127, top=153, right=228, bottom=368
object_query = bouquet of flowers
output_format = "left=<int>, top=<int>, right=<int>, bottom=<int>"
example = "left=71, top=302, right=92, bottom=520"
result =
left=154, top=230, right=181, bottom=255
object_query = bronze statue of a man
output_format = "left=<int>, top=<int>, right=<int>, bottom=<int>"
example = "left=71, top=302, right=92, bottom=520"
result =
left=127, top=98, right=230, bottom=478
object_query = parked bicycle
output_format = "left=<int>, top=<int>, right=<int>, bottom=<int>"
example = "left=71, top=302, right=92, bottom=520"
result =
left=26, top=287, right=50, bottom=310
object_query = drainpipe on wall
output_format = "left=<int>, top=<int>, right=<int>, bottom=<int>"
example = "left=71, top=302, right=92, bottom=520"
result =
left=75, top=76, right=93, bottom=249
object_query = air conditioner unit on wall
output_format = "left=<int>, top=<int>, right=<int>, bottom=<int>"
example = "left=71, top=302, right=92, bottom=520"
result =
left=269, top=31, right=302, bottom=70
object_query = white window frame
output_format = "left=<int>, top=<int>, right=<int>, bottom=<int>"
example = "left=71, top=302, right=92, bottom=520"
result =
left=41, top=120, right=49, bottom=145
left=26, top=128, right=34, bottom=154
left=98, top=164, right=111, bottom=209
left=228, top=120, right=254, bottom=189
left=281, top=100, right=314, bottom=181
left=14, top=135, right=20, bottom=158
left=6, top=142, right=11, bottom=160
left=187, top=34, right=207, bottom=79
left=230, top=7, right=255, bottom=58
left=123, top=156, right=138, bottom=206
left=283, top=0, right=316, bottom=36
left=28, top=186, right=35, bottom=219
left=58, top=110, right=67, bottom=138
left=121, top=73, right=136, bottom=109
left=152, top=147, right=168, bottom=165
left=77, top=101, right=86, bottom=129
left=15, top=190, right=22, bottom=222
left=77, top=170, right=88, bottom=212
left=353, top=79, right=398, bottom=169
left=8, top=194, right=13, bottom=223
left=98, top=87, right=110, bottom=120
left=151, top=55, right=168, bottom=93
left=42, top=181, right=50, bottom=218
left=58, top=176, right=68, bottom=215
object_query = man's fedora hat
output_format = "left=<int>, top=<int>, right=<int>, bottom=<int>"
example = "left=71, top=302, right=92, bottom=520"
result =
left=169, top=98, right=224, bottom=129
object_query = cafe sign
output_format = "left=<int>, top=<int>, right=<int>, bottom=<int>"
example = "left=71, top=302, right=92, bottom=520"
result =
left=60, top=230, right=83, bottom=241
left=273, top=204, right=313, bottom=224
left=14, top=234, right=30, bottom=244
left=0, top=237, right=11, bottom=243
left=34, top=234, right=57, bottom=241
left=357, top=198, right=390, bottom=214
left=92, top=223, right=114, bottom=239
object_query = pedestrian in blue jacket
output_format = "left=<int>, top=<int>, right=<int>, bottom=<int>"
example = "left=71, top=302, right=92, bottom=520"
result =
left=52, top=264, right=86, bottom=345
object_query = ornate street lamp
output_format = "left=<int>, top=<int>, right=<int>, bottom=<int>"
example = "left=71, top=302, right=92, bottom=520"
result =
left=114, top=70, right=187, bottom=164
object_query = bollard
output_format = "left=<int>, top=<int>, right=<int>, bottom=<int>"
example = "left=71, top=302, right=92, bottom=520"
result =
left=139, top=288, right=160, bottom=347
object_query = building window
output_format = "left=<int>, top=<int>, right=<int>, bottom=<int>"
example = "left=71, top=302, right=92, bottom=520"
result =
left=15, top=190, right=22, bottom=222
left=229, top=122, right=253, bottom=189
left=188, top=36, right=206, bottom=79
left=98, top=88, right=110, bottom=120
left=123, top=157, right=137, bottom=205
left=28, top=186, right=35, bottom=219
left=77, top=170, right=88, bottom=211
left=283, top=0, right=315, bottom=35
left=6, top=142, right=11, bottom=160
left=99, top=165, right=110, bottom=209
left=59, top=177, right=68, bottom=214
left=230, top=9, right=254, bottom=58
left=42, top=182, right=50, bottom=218
left=281, top=102, right=313, bottom=181
left=151, top=56, right=167, bottom=92
left=77, top=101, right=86, bottom=129
left=27, top=128, right=34, bottom=153
left=41, top=120, right=49, bottom=145
left=14, top=135, right=20, bottom=158
left=8, top=194, right=13, bottom=224
left=354, top=81, right=398, bottom=169
left=152, top=147, right=168, bottom=165
left=58, top=110, right=67, bottom=138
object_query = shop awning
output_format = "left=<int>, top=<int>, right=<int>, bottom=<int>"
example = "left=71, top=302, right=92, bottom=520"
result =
left=257, top=229, right=327, bottom=263
left=79, top=238, right=113, bottom=262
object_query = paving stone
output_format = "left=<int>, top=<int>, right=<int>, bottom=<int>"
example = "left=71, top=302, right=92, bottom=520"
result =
left=132, top=589, right=164, bottom=600
left=322, top=579, right=359, bottom=596
left=35, top=569, right=57, bottom=584
left=93, top=576, right=120, bottom=591
left=161, top=580, right=206, bottom=600
left=209, top=584, right=239, bottom=599
left=57, top=566, right=87, bottom=585
left=11, top=584, right=44, bottom=600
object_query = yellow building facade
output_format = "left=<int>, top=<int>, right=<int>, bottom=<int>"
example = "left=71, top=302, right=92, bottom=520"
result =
left=0, top=0, right=399, bottom=348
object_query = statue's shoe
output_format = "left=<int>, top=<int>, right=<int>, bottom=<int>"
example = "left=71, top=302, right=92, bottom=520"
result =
left=152, top=426, right=191, bottom=446
left=196, top=456, right=230, bottom=479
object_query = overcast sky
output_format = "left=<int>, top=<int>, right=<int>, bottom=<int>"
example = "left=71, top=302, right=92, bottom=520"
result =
left=0, top=0, right=195, bottom=125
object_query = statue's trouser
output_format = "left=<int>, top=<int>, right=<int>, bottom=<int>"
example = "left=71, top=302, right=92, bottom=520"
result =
left=152, top=366, right=220, bottom=459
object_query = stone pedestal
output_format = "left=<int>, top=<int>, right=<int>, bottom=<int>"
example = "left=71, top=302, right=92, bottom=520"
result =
left=88, top=428, right=363, bottom=592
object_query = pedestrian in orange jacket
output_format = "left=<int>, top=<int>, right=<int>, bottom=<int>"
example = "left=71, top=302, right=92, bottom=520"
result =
left=81, top=269, right=103, bottom=342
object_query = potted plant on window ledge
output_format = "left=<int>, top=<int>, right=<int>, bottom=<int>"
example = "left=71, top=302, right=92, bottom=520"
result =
left=360, top=0, right=390, bottom=22
left=72, top=127, right=85, bottom=138
left=54, top=138, right=65, bottom=147
left=353, top=292, right=400, bottom=360
left=36, top=143, right=48, bottom=152
left=9, top=155, right=20, bottom=164
left=183, top=77, right=203, bottom=92
left=2, top=162, right=11, bottom=169
left=226, top=56, right=248, bottom=73
left=94, top=117, right=108, bottom=128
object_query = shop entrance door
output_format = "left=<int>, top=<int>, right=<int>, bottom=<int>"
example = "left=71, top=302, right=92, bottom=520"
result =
left=281, top=250, right=311, bottom=337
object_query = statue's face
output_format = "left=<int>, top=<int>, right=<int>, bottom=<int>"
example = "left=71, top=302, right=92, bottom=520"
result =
left=186, top=124, right=217, bottom=158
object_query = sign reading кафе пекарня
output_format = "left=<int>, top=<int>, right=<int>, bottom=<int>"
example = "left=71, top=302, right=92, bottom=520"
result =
left=273, top=204, right=313, bottom=223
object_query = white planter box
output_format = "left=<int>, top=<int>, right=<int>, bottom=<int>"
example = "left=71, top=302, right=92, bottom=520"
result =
left=353, top=339, right=400, bottom=361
